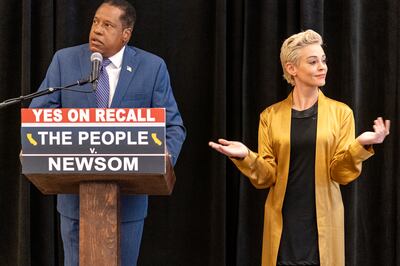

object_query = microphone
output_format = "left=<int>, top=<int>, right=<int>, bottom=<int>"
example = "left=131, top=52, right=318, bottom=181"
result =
left=90, top=52, right=103, bottom=91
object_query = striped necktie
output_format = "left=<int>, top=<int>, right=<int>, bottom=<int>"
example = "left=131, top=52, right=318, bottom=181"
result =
left=96, top=58, right=112, bottom=108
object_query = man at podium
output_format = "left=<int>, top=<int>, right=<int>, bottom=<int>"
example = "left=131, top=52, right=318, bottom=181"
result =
left=29, top=0, right=186, bottom=265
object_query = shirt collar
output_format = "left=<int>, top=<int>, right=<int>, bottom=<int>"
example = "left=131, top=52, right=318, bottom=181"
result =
left=107, top=46, right=125, bottom=68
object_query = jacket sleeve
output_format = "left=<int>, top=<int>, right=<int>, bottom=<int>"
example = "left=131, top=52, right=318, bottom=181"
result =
left=29, top=51, right=62, bottom=108
left=330, top=110, right=374, bottom=185
left=230, top=112, right=277, bottom=189
left=151, top=60, right=186, bottom=166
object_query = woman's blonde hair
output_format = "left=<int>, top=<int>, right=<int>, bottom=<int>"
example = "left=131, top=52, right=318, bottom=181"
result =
left=280, top=29, right=323, bottom=86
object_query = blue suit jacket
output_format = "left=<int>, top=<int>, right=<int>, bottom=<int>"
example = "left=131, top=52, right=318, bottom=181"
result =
left=30, top=44, right=186, bottom=221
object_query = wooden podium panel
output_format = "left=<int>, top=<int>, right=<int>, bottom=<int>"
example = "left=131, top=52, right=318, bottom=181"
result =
left=80, top=183, right=120, bottom=266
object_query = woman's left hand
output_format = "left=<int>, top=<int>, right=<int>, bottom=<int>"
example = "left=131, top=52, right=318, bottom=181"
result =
left=356, top=117, right=390, bottom=145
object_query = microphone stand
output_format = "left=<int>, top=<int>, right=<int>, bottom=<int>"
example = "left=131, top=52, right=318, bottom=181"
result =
left=0, top=78, right=94, bottom=110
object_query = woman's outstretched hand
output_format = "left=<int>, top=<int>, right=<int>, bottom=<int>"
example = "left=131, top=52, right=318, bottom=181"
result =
left=209, top=139, right=249, bottom=159
left=356, top=117, right=390, bottom=146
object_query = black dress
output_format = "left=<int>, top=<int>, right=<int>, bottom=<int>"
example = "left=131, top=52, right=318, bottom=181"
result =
left=277, top=103, right=320, bottom=265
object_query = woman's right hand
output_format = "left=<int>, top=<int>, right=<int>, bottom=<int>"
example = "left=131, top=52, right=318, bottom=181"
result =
left=208, top=139, right=249, bottom=159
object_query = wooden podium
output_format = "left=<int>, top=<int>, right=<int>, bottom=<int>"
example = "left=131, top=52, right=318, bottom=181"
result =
left=20, top=108, right=173, bottom=266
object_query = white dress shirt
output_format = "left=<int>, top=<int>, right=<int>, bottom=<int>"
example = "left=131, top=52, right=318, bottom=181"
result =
left=105, top=46, right=125, bottom=107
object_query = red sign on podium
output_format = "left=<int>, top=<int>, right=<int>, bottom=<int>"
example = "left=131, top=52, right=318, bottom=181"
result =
left=20, top=108, right=175, bottom=195
left=21, top=108, right=166, bottom=175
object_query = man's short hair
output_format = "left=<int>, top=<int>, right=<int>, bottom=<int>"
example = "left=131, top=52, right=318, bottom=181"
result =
left=103, top=0, right=136, bottom=29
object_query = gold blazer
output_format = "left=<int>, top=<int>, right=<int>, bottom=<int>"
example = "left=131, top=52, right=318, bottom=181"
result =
left=232, top=91, right=373, bottom=266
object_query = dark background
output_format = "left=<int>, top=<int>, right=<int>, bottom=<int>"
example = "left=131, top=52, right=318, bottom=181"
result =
left=0, top=0, right=399, bottom=265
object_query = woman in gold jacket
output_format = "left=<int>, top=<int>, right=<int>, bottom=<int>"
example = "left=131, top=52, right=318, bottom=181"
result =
left=209, top=30, right=390, bottom=266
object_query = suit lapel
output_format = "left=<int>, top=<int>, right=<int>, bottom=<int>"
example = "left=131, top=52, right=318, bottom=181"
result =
left=280, top=92, right=292, bottom=178
left=111, top=46, right=139, bottom=107
left=315, top=90, right=328, bottom=188
left=79, top=47, right=97, bottom=107
left=316, top=90, right=328, bottom=150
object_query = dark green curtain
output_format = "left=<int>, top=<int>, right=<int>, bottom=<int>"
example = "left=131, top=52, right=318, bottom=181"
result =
left=0, top=0, right=398, bottom=265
